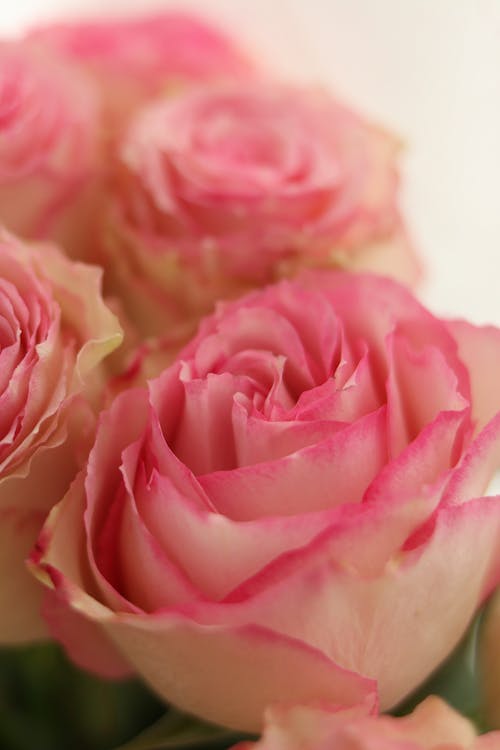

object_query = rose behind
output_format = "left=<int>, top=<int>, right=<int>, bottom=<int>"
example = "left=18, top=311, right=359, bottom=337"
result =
left=480, top=590, right=500, bottom=729
left=0, top=42, right=101, bottom=258
left=236, top=697, right=500, bottom=750
left=27, top=12, right=253, bottom=129
left=102, top=83, right=420, bottom=335
left=0, top=229, right=122, bottom=643
left=32, top=272, right=500, bottom=730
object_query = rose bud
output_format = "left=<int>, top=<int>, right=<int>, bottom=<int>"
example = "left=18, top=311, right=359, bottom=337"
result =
left=0, top=229, right=122, bottom=643
left=236, top=697, right=500, bottom=750
left=27, top=13, right=253, bottom=129
left=0, top=43, right=101, bottom=259
left=480, top=590, right=500, bottom=729
left=102, top=82, right=420, bottom=336
left=32, top=273, right=500, bottom=730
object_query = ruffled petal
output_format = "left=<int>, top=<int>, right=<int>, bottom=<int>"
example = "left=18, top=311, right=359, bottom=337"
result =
left=447, top=320, right=500, bottom=433
left=176, top=497, right=500, bottom=710
left=202, top=408, right=387, bottom=519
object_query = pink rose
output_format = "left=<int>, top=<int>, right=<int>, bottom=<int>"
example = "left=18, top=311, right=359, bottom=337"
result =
left=103, top=83, right=420, bottom=335
left=32, top=273, right=500, bottom=730
left=0, top=229, right=122, bottom=643
left=480, top=590, right=500, bottom=729
left=0, top=43, right=100, bottom=258
left=237, top=697, right=500, bottom=750
left=27, top=13, right=253, bottom=127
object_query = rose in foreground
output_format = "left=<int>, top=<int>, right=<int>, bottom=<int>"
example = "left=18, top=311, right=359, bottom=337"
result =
left=27, top=12, right=253, bottom=128
left=0, top=42, right=100, bottom=258
left=0, top=229, right=122, bottom=643
left=32, top=273, right=500, bottom=730
left=236, top=697, right=500, bottom=750
left=103, top=83, right=419, bottom=335
left=480, top=590, right=500, bottom=729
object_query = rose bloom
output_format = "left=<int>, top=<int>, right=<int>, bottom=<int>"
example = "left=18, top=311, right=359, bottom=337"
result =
left=27, top=13, right=253, bottom=128
left=0, top=229, right=122, bottom=643
left=480, top=590, right=500, bottom=729
left=32, top=273, right=500, bottom=730
left=0, top=43, right=101, bottom=258
left=103, top=82, right=420, bottom=336
left=236, top=697, right=500, bottom=750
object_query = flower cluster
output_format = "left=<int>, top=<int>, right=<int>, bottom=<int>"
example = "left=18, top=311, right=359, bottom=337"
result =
left=0, top=9, right=498, bottom=750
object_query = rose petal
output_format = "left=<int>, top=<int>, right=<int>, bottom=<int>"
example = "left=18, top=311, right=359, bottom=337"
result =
left=177, top=497, right=500, bottom=710
left=115, top=450, right=201, bottom=609
left=136, top=467, right=344, bottom=601
left=447, top=320, right=500, bottom=433
left=101, top=617, right=374, bottom=732
left=443, top=412, right=500, bottom=504
left=202, top=408, right=388, bottom=519
left=253, top=697, right=480, bottom=750
left=364, top=409, right=470, bottom=504
left=172, top=371, right=251, bottom=474
left=231, top=400, right=346, bottom=468
left=385, top=331, right=469, bottom=457
left=41, top=589, right=132, bottom=679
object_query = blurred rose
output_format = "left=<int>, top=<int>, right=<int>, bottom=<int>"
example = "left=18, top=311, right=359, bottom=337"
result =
left=103, top=83, right=420, bottom=335
left=480, top=590, right=500, bottom=729
left=236, top=697, right=500, bottom=750
left=0, top=43, right=101, bottom=258
left=27, top=13, right=253, bottom=128
left=33, top=273, right=500, bottom=730
left=0, top=229, right=122, bottom=643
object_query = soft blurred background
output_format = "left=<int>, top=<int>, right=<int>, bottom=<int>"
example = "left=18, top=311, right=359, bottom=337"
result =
left=1, top=2, right=499, bottom=748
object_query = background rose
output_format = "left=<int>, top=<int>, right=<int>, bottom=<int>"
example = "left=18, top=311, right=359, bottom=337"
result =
left=33, top=272, right=500, bottom=730
left=236, top=696, right=500, bottom=750
left=480, top=590, right=500, bottom=729
left=27, top=13, right=253, bottom=131
left=103, top=83, right=420, bottom=335
left=0, top=229, right=122, bottom=644
left=0, top=42, right=101, bottom=259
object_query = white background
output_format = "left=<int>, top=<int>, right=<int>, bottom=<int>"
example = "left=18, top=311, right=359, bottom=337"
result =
left=1, top=0, right=500, bottom=326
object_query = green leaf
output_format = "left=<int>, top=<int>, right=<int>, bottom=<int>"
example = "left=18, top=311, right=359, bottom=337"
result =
left=116, top=709, right=253, bottom=750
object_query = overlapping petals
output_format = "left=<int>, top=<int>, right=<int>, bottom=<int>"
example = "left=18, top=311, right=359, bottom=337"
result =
left=0, top=229, right=122, bottom=642
left=32, top=273, right=500, bottom=729
left=0, top=43, right=100, bottom=257
left=103, top=84, right=420, bottom=335
left=235, top=697, right=500, bottom=750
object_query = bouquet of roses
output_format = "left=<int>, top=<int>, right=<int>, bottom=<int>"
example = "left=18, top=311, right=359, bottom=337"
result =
left=0, top=9, right=498, bottom=750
